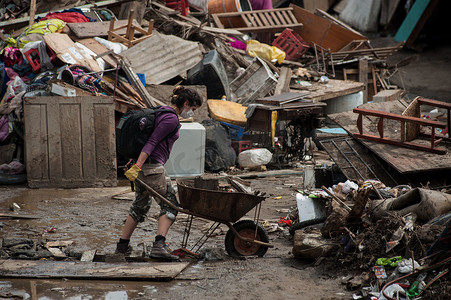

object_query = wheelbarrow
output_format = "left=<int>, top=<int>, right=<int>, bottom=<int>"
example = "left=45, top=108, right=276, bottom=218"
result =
left=134, top=177, right=273, bottom=257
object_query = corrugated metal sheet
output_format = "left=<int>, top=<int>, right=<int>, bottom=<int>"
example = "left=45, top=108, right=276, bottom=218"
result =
left=121, top=32, right=203, bottom=85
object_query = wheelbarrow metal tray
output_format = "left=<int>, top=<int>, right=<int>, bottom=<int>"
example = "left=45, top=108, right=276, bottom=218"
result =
left=176, top=180, right=265, bottom=223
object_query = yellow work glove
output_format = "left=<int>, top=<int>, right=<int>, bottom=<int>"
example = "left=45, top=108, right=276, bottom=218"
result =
left=125, top=164, right=141, bottom=181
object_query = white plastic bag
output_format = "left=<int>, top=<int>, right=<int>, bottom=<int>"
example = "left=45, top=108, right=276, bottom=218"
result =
left=342, top=180, right=359, bottom=194
left=238, top=148, right=272, bottom=168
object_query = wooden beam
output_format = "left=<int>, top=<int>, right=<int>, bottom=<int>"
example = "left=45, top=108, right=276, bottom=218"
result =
left=359, top=58, right=368, bottom=103
left=274, top=67, right=292, bottom=95
left=0, top=260, right=190, bottom=280
left=29, top=0, right=36, bottom=26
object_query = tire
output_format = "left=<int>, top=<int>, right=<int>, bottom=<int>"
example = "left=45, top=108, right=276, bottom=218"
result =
left=225, top=220, right=269, bottom=257
left=288, top=217, right=327, bottom=236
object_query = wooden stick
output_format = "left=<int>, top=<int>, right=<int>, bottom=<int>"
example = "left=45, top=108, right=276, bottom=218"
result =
left=29, top=0, right=36, bottom=26
left=321, top=185, right=352, bottom=212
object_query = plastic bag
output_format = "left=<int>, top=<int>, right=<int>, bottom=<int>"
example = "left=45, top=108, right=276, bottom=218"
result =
left=238, top=148, right=272, bottom=168
left=246, top=40, right=285, bottom=64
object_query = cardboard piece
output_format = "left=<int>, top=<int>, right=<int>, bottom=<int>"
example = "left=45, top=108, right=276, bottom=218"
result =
left=43, top=33, right=101, bottom=72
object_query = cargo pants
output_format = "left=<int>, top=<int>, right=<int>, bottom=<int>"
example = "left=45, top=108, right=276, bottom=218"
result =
left=129, top=163, right=179, bottom=223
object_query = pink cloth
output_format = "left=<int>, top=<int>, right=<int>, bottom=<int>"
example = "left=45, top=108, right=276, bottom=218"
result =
left=228, top=37, right=247, bottom=50
left=249, top=0, right=273, bottom=10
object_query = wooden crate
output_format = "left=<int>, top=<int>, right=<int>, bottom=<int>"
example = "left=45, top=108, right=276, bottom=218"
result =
left=24, top=96, right=117, bottom=188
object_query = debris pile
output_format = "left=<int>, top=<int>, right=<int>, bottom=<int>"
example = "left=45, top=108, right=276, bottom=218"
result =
left=0, top=0, right=413, bottom=187
left=290, top=179, right=451, bottom=299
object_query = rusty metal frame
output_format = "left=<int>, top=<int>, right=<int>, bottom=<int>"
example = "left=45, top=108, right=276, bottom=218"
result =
left=353, top=107, right=448, bottom=154
left=312, top=43, right=335, bottom=77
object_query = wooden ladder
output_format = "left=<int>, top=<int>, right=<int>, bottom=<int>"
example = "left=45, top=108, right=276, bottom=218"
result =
left=212, top=8, right=302, bottom=33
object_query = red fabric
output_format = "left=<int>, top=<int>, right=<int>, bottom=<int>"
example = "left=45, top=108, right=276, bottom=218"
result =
left=40, top=12, right=90, bottom=23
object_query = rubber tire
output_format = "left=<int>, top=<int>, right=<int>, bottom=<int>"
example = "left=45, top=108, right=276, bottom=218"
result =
left=225, top=220, right=269, bottom=257
left=288, top=217, right=327, bottom=236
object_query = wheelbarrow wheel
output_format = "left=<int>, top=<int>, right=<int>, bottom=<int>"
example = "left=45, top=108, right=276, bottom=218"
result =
left=225, top=220, right=269, bottom=257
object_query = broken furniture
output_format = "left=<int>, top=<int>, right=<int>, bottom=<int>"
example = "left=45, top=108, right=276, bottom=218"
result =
left=212, top=7, right=303, bottom=33
left=229, top=57, right=277, bottom=104
left=246, top=93, right=326, bottom=162
left=353, top=106, right=447, bottom=154
left=108, top=10, right=153, bottom=48
left=329, top=100, right=451, bottom=180
left=289, top=4, right=368, bottom=53
left=403, top=96, right=451, bottom=143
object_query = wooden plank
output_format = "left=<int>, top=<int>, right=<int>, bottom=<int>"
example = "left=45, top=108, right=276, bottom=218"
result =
left=0, top=0, right=123, bottom=29
left=402, top=97, right=421, bottom=141
left=251, top=13, right=264, bottom=27
left=257, top=92, right=310, bottom=105
left=77, top=38, right=118, bottom=67
left=304, top=79, right=365, bottom=102
left=0, top=213, right=39, bottom=219
left=241, top=14, right=253, bottom=27
left=67, top=19, right=144, bottom=39
left=258, top=12, right=271, bottom=26
left=359, top=58, right=368, bottom=103
left=269, top=11, right=282, bottom=25
left=290, top=4, right=367, bottom=52
left=29, top=0, right=36, bottom=26
left=274, top=67, right=293, bottom=95
left=275, top=11, right=287, bottom=24
left=233, top=24, right=302, bottom=33
left=0, top=260, right=190, bottom=280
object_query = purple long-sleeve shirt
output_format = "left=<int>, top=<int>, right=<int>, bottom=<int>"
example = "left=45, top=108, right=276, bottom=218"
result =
left=141, top=106, right=180, bottom=165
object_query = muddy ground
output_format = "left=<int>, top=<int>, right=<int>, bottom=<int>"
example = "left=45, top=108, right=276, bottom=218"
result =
left=1, top=37, right=451, bottom=299
left=0, top=168, right=357, bottom=300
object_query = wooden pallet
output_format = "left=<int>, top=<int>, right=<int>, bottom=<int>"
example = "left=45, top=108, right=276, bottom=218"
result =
left=212, top=8, right=302, bottom=33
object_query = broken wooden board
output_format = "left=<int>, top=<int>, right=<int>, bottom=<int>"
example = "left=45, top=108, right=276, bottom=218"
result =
left=43, top=33, right=101, bottom=73
left=67, top=19, right=144, bottom=39
left=256, top=92, right=310, bottom=106
left=0, top=259, right=190, bottom=280
left=0, top=213, right=39, bottom=219
left=290, top=4, right=367, bottom=52
left=302, top=79, right=364, bottom=102
left=77, top=38, right=118, bottom=67
left=329, top=100, right=451, bottom=174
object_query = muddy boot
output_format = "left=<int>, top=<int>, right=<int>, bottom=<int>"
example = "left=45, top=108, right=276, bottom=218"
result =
left=115, top=239, right=132, bottom=255
left=149, top=240, right=179, bottom=261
